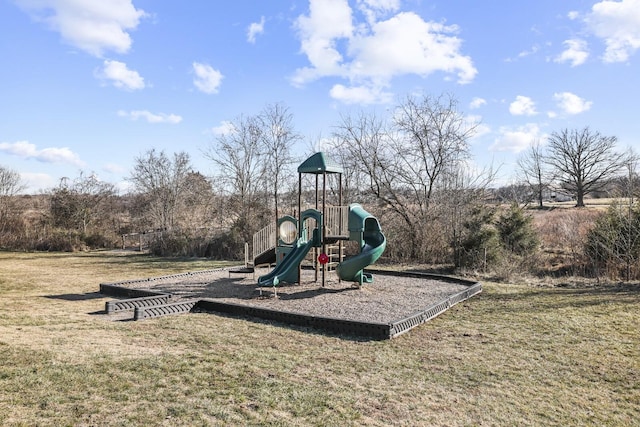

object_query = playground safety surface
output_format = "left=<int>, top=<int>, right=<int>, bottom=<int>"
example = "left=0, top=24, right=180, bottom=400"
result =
left=99, top=267, right=481, bottom=339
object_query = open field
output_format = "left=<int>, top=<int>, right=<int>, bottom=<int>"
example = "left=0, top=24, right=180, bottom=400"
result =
left=542, top=197, right=623, bottom=209
left=1, top=251, right=639, bottom=426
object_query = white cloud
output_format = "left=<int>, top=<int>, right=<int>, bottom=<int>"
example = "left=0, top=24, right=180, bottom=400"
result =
left=103, top=163, right=125, bottom=174
left=96, top=60, right=145, bottom=90
left=348, top=13, right=477, bottom=83
left=555, top=39, right=589, bottom=66
left=292, top=0, right=477, bottom=104
left=586, top=0, right=640, bottom=62
left=568, top=11, right=580, bottom=20
left=247, top=16, right=265, bottom=43
left=117, top=110, right=182, bottom=124
left=509, top=96, right=537, bottom=116
left=210, top=121, right=236, bottom=136
left=469, top=97, right=487, bottom=109
left=192, top=62, right=224, bottom=94
left=360, top=0, right=401, bottom=7
left=20, top=172, right=56, bottom=194
left=293, top=0, right=353, bottom=83
left=490, top=124, right=544, bottom=153
left=504, top=44, right=540, bottom=63
left=15, top=0, right=146, bottom=57
left=114, top=179, right=133, bottom=194
left=519, top=45, right=540, bottom=59
left=329, top=83, right=391, bottom=104
left=553, top=92, right=592, bottom=115
left=312, top=136, right=338, bottom=153
left=356, top=0, right=401, bottom=24
left=0, top=140, right=85, bottom=166
left=465, top=115, right=490, bottom=141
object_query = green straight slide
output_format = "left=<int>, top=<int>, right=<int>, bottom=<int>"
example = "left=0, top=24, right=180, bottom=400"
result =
left=257, top=237, right=315, bottom=287
left=336, top=228, right=386, bottom=283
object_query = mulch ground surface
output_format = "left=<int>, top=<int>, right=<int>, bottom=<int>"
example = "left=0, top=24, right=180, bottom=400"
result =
left=110, top=267, right=472, bottom=324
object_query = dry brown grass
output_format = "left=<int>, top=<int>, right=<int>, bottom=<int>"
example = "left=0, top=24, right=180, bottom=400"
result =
left=1, top=251, right=639, bottom=426
left=529, top=207, right=603, bottom=277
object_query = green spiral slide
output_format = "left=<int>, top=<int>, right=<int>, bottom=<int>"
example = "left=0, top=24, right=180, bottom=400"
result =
left=336, top=205, right=386, bottom=284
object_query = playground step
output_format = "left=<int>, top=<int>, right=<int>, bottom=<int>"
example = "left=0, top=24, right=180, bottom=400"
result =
left=105, top=294, right=173, bottom=313
left=134, top=299, right=200, bottom=320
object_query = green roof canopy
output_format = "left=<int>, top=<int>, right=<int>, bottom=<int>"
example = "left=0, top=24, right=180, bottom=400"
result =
left=297, top=152, right=344, bottom=174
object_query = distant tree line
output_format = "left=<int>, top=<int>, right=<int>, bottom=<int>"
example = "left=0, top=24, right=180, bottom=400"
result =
left=1, top=95, right=638, bottom=280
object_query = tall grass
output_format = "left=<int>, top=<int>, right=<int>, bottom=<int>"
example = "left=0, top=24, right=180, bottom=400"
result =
left=0, top=251, right=639, bottom=426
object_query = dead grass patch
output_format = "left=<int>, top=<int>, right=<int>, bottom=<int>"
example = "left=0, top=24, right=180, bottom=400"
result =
left=0, top=251, right=639, bottom=426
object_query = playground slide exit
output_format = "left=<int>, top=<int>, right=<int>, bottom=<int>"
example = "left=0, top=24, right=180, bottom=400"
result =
left=336, top=228, right=386, bottom=283
left=257, top=237, right=315, bottom=287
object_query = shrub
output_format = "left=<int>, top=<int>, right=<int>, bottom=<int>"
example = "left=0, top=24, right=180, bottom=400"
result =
left=34, top=229, right=86, bottom=252
left=205, top=229, right=245, bottom=260
left=149, top=232, right=192, bottom=257
left=456, top=205, right=500, bottom=270
left=83, top=232, right=119, bottom=249
left=454, top=203, right=541, bottom=276
left=585, top=202, right=640, bottom=280
left=147, top=229, right=246, bottom=260
left=496, top=203, right=539, bottom=256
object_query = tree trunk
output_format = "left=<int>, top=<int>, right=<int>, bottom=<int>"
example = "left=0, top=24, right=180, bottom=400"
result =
left=537, top=187, right=543, bottom=209
left=576, top=189, right=585, bottom=207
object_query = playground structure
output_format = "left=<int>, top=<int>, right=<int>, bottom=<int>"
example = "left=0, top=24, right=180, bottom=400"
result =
left=254, top=152, right=386, bottom=289
left=98, top=152, right=482, bottom=339
left=97, top=154, right=485, bottom=339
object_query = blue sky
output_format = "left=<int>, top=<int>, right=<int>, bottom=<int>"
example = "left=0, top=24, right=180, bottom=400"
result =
left=1, top=0, right=639, bottom=193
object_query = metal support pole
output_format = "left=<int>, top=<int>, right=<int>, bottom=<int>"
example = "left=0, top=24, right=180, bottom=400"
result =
left=298, top=173, right=302, bottom=284
left=338, top=173, right=343, bottom=282
left=322, top=172, right=327, bottom=287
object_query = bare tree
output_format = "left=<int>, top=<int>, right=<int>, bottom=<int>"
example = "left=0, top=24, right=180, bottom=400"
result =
left=615, top=149, right=640, bottom=204
left=129, top=149, right=193, bottom=230
left=204, top=114, right=268, bottom=241
left=438, top=162, right=497, bottom=267
left=259, top=102, right=300, bottom=222
left=0, top=166, right=24, bottom=197
left=50, top=172, right=117, bottom=234
left=546, top=127, right=624, bottom=207
left=494, top=183, right=533, bottom=205
left=0, top=165, right=25, bottom=237
left=517, top=140, right=553, bottom=208
left=332, top=93, right=478, bottom=260
left=393, top=93, right=474, bottom=209
left=333, top=110, right=392, bottom=202
left=319, top=134, right=369, bottom=204
left=178, top=171, right=218, bottom=230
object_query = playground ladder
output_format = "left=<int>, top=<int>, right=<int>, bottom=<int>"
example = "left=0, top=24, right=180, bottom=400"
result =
left=325, top=243, right=344, bottom=271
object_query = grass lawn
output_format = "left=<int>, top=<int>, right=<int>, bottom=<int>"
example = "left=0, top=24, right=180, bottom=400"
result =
left=0, top=251, right=639, bottom=426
